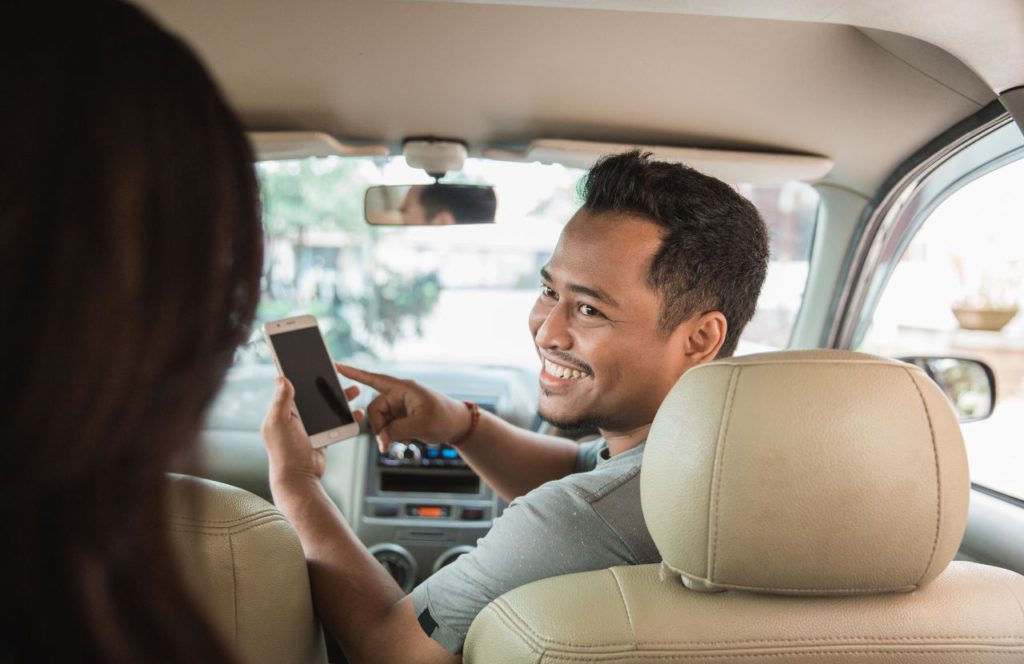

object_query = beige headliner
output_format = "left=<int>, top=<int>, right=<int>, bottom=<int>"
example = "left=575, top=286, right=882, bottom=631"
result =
left=137, top=0, right=1020, bottom=195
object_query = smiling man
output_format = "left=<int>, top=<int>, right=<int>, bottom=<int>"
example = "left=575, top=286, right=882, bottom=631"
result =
left=261, top=151, right=769, bottom=663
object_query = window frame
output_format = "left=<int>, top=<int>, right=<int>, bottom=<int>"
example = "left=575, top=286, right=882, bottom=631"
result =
left=848, top=121, right=1024, bottom=348
left=836, top=115, right=1024, bottom=504
left=827, top=107, right=1018, bottom=349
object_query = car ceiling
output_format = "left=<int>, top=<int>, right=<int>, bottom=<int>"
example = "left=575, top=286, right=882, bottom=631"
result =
left=137, top=0, right=1024, bottom=197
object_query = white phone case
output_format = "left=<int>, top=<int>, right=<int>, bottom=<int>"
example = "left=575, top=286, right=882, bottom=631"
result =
left=262, top=315, right=360, bottom=448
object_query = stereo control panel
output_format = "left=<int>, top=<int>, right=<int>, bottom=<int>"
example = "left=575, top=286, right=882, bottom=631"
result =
left=353, top=365, right=536, bottom=592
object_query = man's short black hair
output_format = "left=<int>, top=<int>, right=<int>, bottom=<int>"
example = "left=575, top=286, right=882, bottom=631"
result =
left=420, top=184, right=497, bottom=224
left=581, top=150, right=769, bottom=357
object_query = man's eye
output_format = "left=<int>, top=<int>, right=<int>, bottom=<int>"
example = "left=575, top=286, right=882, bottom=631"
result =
left=541, top=285, right=557, bottom=299
left=578, top=304, right=604, bottom=318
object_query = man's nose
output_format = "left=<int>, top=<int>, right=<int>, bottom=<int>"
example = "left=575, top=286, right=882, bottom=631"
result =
left=533, top=301, right=572, bottom=349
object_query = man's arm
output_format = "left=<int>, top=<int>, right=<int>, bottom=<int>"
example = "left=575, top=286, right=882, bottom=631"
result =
left=337, top=364, right=578, bottom=501
left=262, top=378, right=458, bottom=664
left=448, top=407, right=580, bottom=501
left=276, top=479, right=456, bottom=664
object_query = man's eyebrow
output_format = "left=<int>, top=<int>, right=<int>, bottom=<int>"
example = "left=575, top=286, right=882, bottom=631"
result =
left=539, top=267, right=620, bottom=308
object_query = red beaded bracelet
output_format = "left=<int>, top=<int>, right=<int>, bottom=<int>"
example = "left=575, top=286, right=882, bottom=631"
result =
left=449, top=401, right=479, bottom=446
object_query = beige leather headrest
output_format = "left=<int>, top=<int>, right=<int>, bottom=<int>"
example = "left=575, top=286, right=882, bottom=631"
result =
left=641, top=350, right=969, bottom=596
left=167, top=474, right=327, bottom=664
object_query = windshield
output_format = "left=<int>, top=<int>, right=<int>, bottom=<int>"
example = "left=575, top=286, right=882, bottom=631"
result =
left=237, top=156, right=818, bottom=372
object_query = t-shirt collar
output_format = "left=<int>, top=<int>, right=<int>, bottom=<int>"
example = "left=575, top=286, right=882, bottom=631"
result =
left=594, top=438, right=646, bottom=467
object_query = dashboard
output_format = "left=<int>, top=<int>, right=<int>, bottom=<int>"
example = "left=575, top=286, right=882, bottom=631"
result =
left=198, top=361, right=539, bottom=590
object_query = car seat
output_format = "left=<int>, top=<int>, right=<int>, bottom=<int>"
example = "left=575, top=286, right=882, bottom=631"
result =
left=167, top=474, right=328, bottom=664
left=464, top=350, right=1024, bottom=663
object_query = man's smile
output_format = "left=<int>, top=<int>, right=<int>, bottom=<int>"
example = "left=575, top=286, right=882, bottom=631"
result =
left=540, top=355, right=592, bottom=383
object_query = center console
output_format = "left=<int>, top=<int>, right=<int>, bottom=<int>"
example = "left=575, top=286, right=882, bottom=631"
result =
left=350, top=365, right=537, bottom=591
left=356, top=401, right=503, bottom=591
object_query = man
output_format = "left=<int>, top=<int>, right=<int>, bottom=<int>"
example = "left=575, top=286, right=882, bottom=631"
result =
left=400, top=184, right=453, bottom=225
left=401, top=183, right=498, bottom=225
left=262, top=151, right=769, bottom=663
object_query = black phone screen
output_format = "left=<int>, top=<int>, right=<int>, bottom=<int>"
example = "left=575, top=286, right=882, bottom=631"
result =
left=270, top=327, right=354, bottom=435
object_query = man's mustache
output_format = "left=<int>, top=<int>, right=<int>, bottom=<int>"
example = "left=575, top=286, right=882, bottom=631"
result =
left=543, top=350, right=594, bottom=375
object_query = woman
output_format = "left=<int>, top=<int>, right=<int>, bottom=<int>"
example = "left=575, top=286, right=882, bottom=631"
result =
left=1, top=1, right=263, bottom=661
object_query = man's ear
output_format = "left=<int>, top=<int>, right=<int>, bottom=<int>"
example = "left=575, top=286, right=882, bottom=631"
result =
left=683, top=311, right=727, bottom=365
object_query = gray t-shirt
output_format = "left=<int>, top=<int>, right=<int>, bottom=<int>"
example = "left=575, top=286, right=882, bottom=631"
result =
left=410, top=438, right=659, bottom=654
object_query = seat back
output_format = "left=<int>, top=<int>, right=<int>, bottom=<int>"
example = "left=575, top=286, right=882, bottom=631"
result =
left=167, top=474, right=327, bottom=664
left=465, top=351, right=1024, bottom=662
left=466, top=562, right=1024, bottom=662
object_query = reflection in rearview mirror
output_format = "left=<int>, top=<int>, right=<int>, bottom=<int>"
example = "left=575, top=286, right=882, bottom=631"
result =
left=364, top=184, right=497, bottom=226
left=900, top=356, right=997, bottom=422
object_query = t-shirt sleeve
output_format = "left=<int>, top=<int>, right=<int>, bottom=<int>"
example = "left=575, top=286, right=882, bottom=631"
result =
left=409, top=480, right=636, bottom=654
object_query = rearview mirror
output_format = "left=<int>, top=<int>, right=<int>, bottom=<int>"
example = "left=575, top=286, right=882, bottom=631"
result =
left=364, top=184, right=497, bottom=226
left=899, top=356, right=997, bottom=422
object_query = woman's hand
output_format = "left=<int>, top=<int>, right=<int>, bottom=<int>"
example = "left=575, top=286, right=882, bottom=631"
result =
left=261, top=376, right=364, bottom=490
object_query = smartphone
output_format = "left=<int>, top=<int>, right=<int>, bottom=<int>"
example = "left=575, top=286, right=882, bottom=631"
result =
left=263, top=315, right=360, bottom=448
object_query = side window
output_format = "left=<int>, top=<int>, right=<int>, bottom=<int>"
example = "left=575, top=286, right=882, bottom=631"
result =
left=858, top=156, right=1024, bottom=501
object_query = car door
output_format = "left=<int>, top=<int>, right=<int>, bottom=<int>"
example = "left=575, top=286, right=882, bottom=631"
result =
left=832, top=112, right=1024, bottom=574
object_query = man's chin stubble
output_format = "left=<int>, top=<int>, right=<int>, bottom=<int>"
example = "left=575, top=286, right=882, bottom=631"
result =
left=538, top=398, right=610, bottom=433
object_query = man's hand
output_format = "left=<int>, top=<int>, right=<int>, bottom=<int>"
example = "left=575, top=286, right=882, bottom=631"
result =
left=261, top=376, right=364, bottom=488
left=336, top=364, right=471, bottom=452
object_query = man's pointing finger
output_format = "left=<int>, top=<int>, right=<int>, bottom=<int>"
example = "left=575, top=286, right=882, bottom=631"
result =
left=335, top=363, right=396, bottom=391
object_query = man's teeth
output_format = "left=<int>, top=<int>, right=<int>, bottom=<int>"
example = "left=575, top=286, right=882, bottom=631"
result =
left=544, top=358, right=587, bottom=380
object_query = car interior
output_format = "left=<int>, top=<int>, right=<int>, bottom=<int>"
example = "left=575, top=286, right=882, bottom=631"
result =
left=133, top=1, right=1024, bottom=661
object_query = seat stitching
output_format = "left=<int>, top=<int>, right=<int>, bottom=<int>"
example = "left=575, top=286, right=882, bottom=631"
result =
left=540, top=648, right=1024, bottom=661
left=544, top=635, right=1024, bottom=646
left=488, top=583, right=634, bottom=650
left=228, top=531, right=239, bottom=647
left=494, top=597, right=572, bottom=647
left=661, top=561, right=921, bottom=593
left=691, top=583, right=915, bottom=593
left=710, top=367, right=741, bottom=581
left=486, top=600, right=544, bottom=654
left=167, top=516, right=286, bottom=536
left=609, top=568, right=637, bottom=649
left=904, top=368, right=942, bottom=586
left=168, top=514, right=284, bottom=529
left=167, top=514, right=284, bottom=528
left=167, top=508, right=283, bottom=524
left=474, top=627, right=1023, bottom=649
left=704, top=359, right=922, bottom=368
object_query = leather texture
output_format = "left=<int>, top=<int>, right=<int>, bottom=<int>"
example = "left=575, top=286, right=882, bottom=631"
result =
left=464, top=350, right=1024, bottom=663
left=464, top=562, right=1024, bottom=663
left=641, top=350, right=969, bottom=594
left=166, top=474, right=327, bottom=664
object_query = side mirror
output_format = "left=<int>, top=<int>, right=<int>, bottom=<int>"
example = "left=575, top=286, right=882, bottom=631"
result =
left=899, top=356, right=997, bottom=422
left=364, top=184, right=497, bottom=226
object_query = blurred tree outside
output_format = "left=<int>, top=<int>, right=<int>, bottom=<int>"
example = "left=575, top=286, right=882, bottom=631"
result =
left=256, top=158, right=441, bottom=360
left=260, top=159, right=369, bottom=283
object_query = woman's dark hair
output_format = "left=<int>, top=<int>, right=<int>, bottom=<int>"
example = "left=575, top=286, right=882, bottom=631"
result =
left=0, top=2, right=262, bottom=661
left=582, top=151, right=769, bottom=357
